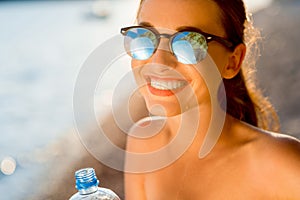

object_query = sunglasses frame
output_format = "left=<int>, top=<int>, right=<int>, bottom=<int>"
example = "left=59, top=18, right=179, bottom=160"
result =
left=120, top=25, right=235, bottom=63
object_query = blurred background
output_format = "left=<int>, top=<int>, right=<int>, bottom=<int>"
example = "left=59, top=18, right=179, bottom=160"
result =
left=0, top=0, right=299, bottom=199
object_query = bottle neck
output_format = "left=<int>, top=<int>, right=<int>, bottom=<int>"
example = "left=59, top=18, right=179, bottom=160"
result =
left=78, top=185, right=98, bottom=195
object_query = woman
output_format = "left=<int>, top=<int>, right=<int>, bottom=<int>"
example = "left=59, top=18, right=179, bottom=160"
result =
left=122, top=0, right=300, bottom=199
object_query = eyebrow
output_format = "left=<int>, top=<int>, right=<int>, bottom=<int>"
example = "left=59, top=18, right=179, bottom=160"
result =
left=138, top=21, right=154, bottom=27
left=138, top=21, right=206, bottom=33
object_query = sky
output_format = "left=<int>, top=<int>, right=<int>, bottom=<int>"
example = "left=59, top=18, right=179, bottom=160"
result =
left=244, top=0, right=273, bottom=12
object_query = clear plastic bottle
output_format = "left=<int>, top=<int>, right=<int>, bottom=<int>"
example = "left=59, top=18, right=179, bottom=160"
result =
left=69, top=168, right=121, bottom=200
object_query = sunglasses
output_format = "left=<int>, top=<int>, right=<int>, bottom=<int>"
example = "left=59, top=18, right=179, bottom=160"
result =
left=120, top=26, right=234, bottom=64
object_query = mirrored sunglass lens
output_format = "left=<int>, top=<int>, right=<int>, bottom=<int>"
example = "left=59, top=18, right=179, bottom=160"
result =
left=124, top=28, right=157, bottom=60
left=130, top=37, right=154, bottom=60
left=172, top=40, right=197, bottom=64
left=172, top=31, right=208, bottom=64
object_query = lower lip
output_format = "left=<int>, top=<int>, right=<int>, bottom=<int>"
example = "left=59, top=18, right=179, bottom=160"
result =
left=147, top=83, right=182, bottom=96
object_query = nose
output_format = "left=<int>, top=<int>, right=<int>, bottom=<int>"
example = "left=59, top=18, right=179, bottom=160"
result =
left=150, top=38, right=178, bottom=67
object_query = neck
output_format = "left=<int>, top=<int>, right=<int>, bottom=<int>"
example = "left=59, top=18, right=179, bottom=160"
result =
left=167, top=101, right=227, bottom=159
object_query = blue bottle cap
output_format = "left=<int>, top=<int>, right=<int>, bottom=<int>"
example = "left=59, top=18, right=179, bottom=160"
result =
left=75, top=168, right=99, bottom=190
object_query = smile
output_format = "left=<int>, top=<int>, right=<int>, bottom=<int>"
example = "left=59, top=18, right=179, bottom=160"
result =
left=150, top=79, right=187, bottom=90
left=147, top=77, right=188, bottom=96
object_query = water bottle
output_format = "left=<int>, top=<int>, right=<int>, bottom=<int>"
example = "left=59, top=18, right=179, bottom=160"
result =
left=69, top=168, right=121, bottom=200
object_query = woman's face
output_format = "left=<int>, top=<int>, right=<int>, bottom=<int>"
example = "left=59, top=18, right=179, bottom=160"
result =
left=132, top=0, right=232, bottom=116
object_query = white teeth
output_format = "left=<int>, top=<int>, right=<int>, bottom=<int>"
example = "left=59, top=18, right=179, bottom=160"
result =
left=150, top=79, right=186, bottom=90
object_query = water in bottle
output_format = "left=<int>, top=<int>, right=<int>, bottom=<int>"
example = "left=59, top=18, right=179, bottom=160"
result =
left=69, top=168, right=121, bottom=200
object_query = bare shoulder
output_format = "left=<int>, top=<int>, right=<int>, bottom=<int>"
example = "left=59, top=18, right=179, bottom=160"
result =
left=231, top=119, right=300, bottom=162
left=229, top=119, right=300, bottom=197
left=256, top=128, right=300, bottom=163
left=248, top=126, right=300, bottom=196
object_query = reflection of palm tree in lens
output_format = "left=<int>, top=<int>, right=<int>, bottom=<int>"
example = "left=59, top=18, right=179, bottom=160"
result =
left=179, top=32, right=208, bottom=62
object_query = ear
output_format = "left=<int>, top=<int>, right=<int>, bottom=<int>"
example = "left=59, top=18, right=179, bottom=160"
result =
left=222, top=43, right=246, bottom=79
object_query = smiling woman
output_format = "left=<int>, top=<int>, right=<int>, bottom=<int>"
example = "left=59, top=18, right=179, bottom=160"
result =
left=1, top=0, right=297, bottom=199
left=126, top=0, right=278, bottom=128
left=123, top=0, right=300, bottom=199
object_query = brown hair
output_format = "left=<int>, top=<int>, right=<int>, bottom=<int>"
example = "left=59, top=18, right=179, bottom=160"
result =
left=137, top=0, right=280, bottom=131
left=212, top=0, right=279, bottom=131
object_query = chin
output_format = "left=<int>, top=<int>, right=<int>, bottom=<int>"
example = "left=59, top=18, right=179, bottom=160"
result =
left=144, top=100, right=184, bottom=117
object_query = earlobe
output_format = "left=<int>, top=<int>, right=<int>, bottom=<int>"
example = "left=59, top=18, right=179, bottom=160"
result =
left=222, top=43, right=246, bottom=79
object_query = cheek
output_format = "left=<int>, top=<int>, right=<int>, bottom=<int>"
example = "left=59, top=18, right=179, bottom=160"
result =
left=131, top=59, right=140, bottom=68
left=131, top=59, right=148, bottom=93
left=131, top=59, right=149, bottom=74
left=131, top=59, right=144, bottom=80
left=191, top=72, right=209, bottom=98
left=207, top=45, right=230, bottom=74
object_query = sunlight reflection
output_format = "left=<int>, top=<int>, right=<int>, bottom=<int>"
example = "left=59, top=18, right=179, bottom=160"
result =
left=1, top=157, right=17, bottom=176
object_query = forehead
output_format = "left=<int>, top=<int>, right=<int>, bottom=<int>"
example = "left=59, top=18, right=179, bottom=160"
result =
left=138, top=0, right=224, bottom=35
